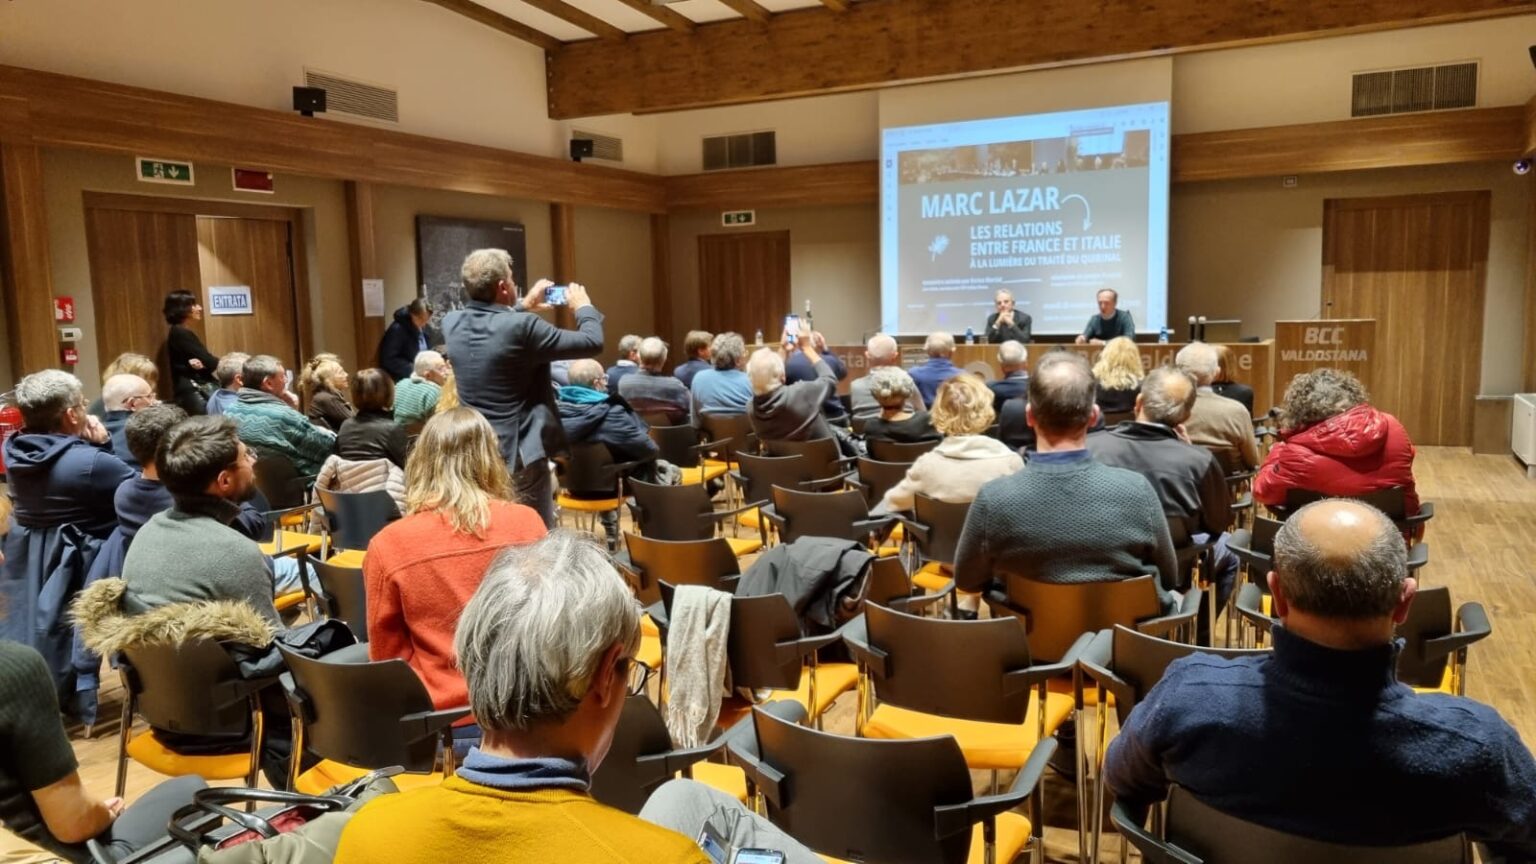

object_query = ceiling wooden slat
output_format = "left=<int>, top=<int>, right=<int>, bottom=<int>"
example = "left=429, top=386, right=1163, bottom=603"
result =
left=518, top=0, right=629, bottom=40
left=713, top=0, right=772, bottom=23
left=420, top=0, right=563, bottom=51
left=547, top=0, right=1536, bottom=118
left=607, top=0, right=695, bottom=32
left=821, top=0, right=850, bottom=10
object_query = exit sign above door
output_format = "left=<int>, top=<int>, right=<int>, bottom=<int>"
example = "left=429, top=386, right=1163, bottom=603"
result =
left=721, top=210, right=756, bottom=227
left=135, top=157, right=195, bottom=186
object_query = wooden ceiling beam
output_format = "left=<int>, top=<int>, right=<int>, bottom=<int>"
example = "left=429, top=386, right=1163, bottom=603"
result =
left=820, top=0, right=851, bottom=10
left=420, top=0, right=563, bottom=51
left=518, top=0, right=629, bottom=40
left=714, top=0, right=772, bottom=23
left=547, top=0, right=1536, bottom=118
left=607, top=0, right=695, bottom=33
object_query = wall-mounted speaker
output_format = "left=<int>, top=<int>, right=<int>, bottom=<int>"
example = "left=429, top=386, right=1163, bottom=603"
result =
left=293, top=86, right=327, bottom=118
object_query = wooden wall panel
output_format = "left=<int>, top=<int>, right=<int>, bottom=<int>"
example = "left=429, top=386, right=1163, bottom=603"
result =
left=0, top=143, right=58, bottom=377
left=1525, top=93, right=1536, bottom=158
left=547, top=0, right=1535, bottom=118
left=196, top=216, right=303, bottom=371
left=651, top=214, right=675, bottom=351
left=1526, top=175, right=1536, bottom=392
left=697, top=230, right=791, bottom=342
left=667, top=162, right=879, bottom=211
left=346, top=181, right=384, bottom=369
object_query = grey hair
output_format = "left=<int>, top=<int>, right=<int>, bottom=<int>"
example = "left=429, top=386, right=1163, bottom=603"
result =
left=214, top=352, right=249, bottom=388
left=454, top=531, right=641, bottom=733
left=461, top=248, right=514, bottom=303
left=747, top=347, right=785, bottom=395
left=711, top=332, right=746, bottom=371
left=1027, top=351, right=1096, bottom=435
left=568, top=358, right=605, bottom=389
left=102, top=374, right=150, bottom=412
left=1278, top=368, right=1369, bottom=433
left=638, top=337, right=668, bottom=370
left=412, top=350, right=445, bottom=377
left=1097, top=288, right=1119, bottom=302
left=242, top=355, right=283, bottom=389
left=997, top=340, right=1027, bottom=367
left=1273, top=500, right=1406, bottom=618
left=15, top=369, right=84, bottom=432
left=1139, top=366, right=1197, bottom=427
left=924, top=331, right=955, bottom=357
left=866, top=366, right=916, bottom=405
left=866, top=333, right=899, bottom=363
left=1174, top=341, right=1220, bottom=385
left=995, top=289, right=1013, bottom=302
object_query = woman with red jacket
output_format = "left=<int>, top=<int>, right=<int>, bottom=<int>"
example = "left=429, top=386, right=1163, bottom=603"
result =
left=1253, top=368, right=1419, bottom=515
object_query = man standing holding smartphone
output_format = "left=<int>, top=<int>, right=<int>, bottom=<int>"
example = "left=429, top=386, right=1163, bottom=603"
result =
left=443, top=249, right=604, bottom=527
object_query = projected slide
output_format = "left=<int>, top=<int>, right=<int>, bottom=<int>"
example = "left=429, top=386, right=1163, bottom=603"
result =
left=880, top=102, right=1169, bottom=336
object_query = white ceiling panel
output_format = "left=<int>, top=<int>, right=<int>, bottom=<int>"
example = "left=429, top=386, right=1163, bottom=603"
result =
left=755, top=0, right=826, bottom=12
left=475, top=0, right=596, bottom=41
left=660, top=0, right=739, bottom=24
left=561, top=0, right=670, bottom=33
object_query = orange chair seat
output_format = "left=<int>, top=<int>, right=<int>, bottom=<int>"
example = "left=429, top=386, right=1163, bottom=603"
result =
left=295, top=760, right=446, bottom=795
left=821, top=811, right=1031, bottom=864
left=718, top=663, right=860, bottom=730
left=888, top=524, right=904, bottom=543
left=1410, top=666, right=1455, bottom=696
left=125, top=730, right=253, bottom=781
left=862, top=689, right=1075, bottom=771
left=913, top=561, right=952, bottom=593
left=326, top=549, right=367, bottom=568
left=680, top=464, right=729, bottom=486
left=875, top=544, right=902, bottom=559
left=641, top=614, right=660, bottom=638
left=725, top=536, right=764, bottom=557
left=278, top=513, right=309, bottom=528
left=274, top=591, right=308, bottom=612
left=690, top=761, right=749, bottom=803
left=259, top=530, right=325, bottom=557
left=736, top=507, right=769, bottom=531
left=637, top=632, right=663, bottom=670
left=1047, top=677, right=1115, bottom=708
left=558, top=494, right=620, bottom=513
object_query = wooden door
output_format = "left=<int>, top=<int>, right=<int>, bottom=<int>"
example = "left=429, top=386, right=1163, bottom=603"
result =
left=1321, top=191, right=1490, bottom=447
left=697, top=231, right=791, bottom=341
left=196, top=216, right=301, bottom=368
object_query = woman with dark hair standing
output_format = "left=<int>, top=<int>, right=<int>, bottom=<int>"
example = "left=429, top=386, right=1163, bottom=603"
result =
left=162, top=290, right=218, bottom=415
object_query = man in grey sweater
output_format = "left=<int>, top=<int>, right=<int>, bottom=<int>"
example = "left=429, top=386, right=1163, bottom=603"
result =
left=121, top=416, right=280, bottom=625
left=747, top=330, right=839, bottom=443
left=955, top=351, right=1178, bottom=607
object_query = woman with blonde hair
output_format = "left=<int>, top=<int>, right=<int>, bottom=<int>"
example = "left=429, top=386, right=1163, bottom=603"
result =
left=300, top=353, right=354, bottom=432
left=1092, top=336, right=1143, bottom=417
left=433, top=370, right=460, bottom=415
left=362, top=407, right=547, bottom=745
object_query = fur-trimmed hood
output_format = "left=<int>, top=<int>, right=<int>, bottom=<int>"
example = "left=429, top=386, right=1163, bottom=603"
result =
left=71, top=578, right=277, bottom=657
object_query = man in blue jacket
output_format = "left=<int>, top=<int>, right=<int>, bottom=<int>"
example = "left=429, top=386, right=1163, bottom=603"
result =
left=556, top=359, right=659, bottom=547
left=377, top=298, right=437, bottom=381
left=443, top=248, right=605, bottom=527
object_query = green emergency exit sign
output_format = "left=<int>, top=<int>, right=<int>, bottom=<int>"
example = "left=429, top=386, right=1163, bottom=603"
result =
left=136, top=157, right=195, bottom=186
left=722, top=210, right=756, bottom=227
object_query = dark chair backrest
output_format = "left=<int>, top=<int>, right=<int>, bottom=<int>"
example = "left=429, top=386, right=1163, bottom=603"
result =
left=120, top=639, right=253, bottom=737
left=858, top=555, right=912, bottom=609
left=999, top=574, right=1164, bottom=664
left=867, top=438, right=940, bottom=463
left=278, top=648, right=439, bottom=773
left=764, top=437, right=844, bottom=481
left=1394, top=585, right=1453, bottom=688
left=253, top=449, right=308, bottom=510
left=863, top=602, right=1034, bottom=724
left=315, top=487, right=399, bottom=551
left=308, top=555, right=369, bottom=642
left=770, top=485, right=872, bottom=544
left=648, top=424, right=703, bottom=468
left=1106, top=625, right=1267, bottom=724
left=735, top=452, right=816, bottom=505
left=911, top=494, right=970, bottom=565
left=559, top=441, right=628, bottom=499
left=623, top=533, right=741, bottom=604
left=589, top=695, right=681, bottom=814
left=854, top=457, right=913, bottom=510
left=629, top=479, right=715, bottom=542
left=749, top=707, right=977, bottom=864
left=1281, top=486, right=1409, bottom=521
left=698, top=412, right=758, bottom=465
left=634, top=405, right=687, bottom=428
left=726, top=593, right=806, bottom=691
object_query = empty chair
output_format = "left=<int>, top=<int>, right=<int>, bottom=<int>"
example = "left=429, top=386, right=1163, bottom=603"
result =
left=867, top=437, right=940, bottom=463
left=727, top=706, right=1055, bottom=864
left=766, top=485, right=892, bottom=547
left=895, top=493, right=973, bottom=607
left=304, top=553, right=369, bottom=643
left=621, top=533, right=742, bottom=606
left=316, top=487, right=400, bottom=567
left=627, top=478, right=763, bottom=556
left=731, top=451, right=840, bottom=533
left=849, top=456, right=913, bottom=512
left=252, top=448, right=313, bottom=511
left=554, top=441, right=650, bottom=538
left=647, top=423, right=728, bottom=486
left=697, top=412, right=758, bottom=467
left=277, top=647, right=467, bottom=793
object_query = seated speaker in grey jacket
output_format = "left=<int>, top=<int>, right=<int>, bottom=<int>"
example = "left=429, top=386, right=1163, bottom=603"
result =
left=747, top=331, right=839, bottom=443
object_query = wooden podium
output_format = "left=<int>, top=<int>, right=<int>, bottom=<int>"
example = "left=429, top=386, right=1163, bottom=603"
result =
left=1272, top=319, right=1377, bottom=398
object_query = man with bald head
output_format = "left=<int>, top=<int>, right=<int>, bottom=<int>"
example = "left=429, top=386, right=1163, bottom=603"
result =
left=100, top=374, right=159, bottom=468
left=556, top=358, right=658, bottom=547
left=850, top=333, right=922, bottom=420
left=617, top=336, right=690, bottom=426
left=1106, top=500, right=1536, bottom=855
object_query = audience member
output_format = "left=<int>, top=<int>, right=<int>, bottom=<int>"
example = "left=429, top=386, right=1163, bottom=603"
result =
left=335, top=532, right=815, bottom=864
left=984, top=289, right=1032, bottom=344
left=393, top=350, right=448, bottom=426
left=225, top=354, right=335, bottom=477
left=435, top=371, right=460, bottom=415
left=907, top=331, right=962, bottom=406
left=300, top=353, right=354, bottom=433
left=618, top=337, right=691, bottom=426
left=954, top=352, right=1177, bottom=605
left=850, top=333, right=923, bottom=419
left=205, top=352, right=249, bottom=416
left=606, top=334, right=642, bottom=397
left=1105, top=500, right=1536, bottom=856
left=987, top=340, right=1029, bottom=414
left=364, top=408, right=547, bottom=750
left=1253, top=368, right=1419, bottom=515
left=88, top=353, right=159, bottom=419
left=443, top=248, right=604, bottom=528
left=861, top=367, right=938, bottom=444
left=337, top=368, right=408, bottom=468
left=689, top=332, right=752, bottom=416
left=1075, top=288, right=1136, bottom=345
left=1175, top=342, right=1260, bottom=474
left=671, top=330, right=713, bottom=389
left=378, top=297, right=436, bottom=382
left=1092, top=336, right=1143, bottom=416
left=557, top=360, right=660, bottom=547
left=164, top=290, right=219, bottom=414
left=99, top=374, right=158, bottom=468
left=785, top=331, right=849, bottom=423
left=1210, top=344, right=1255, bottom=415
left=748, top=334, right=838, bottom=443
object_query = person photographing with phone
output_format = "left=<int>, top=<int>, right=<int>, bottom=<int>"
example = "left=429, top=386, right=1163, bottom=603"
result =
left=746, top=318, right=841, bottom=443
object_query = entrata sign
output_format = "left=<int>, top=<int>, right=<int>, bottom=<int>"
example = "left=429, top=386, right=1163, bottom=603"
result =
left=207, top=285, right=254, bottom=316
left=1274, top=318, right=1376, bottom=396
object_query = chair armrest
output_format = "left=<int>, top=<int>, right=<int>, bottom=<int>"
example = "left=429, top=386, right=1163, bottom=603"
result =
left=933, top=738, right=1057, bottom=840
left=852, top=515, right=895, bottom=536
left=723, top=723, right=788, bottom=807
left=699, top=501, right=762, bottom=521
left=889, top=513, right=932, bottom=545
left=1232, top=583, right=1275, bottom=636
left=714, top=701, right=806, bottom=763
left=1077, top=630, right=1136, bottom=712
left=1406, top=501, right=1435, bottom=526
left=761, top=509, right=786, bottom=531
left=635, top=742, right=721, bottom=778
left=1230, top=493, right=1253, bottom=512
left=1002, top=631, right=1094, bottom=693
left=1419, top=602, right=1492, bottom=662
left=1134, top=591, right=1202, bottom=642
left=398, top=706, right=473, bottom=742
left=840, top=615, right=888, bottom=679
left=1111, top=800, right=1201, bottom=864
left=801, top=472, right=854, bottom=491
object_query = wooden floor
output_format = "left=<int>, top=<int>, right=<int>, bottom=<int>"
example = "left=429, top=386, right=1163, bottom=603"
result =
left=67, top=446, right=1536, bottom=862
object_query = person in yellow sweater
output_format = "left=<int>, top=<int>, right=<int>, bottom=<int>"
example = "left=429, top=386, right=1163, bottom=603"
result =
left=334, top=531, right=816, bottom=864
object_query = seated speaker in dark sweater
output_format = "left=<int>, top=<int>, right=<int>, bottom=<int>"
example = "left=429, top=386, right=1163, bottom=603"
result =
left=953, top=352, right=1177, bottom=606
left=1106, top=499, right=1536, bottom=857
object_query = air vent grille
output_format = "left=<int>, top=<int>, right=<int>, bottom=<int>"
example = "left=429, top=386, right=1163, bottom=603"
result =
left=1351, top=62, right=1477, bottom=117
left=703, top=131, right=777, bottom=171
left=304, top=68, right=398, bottom=123
left=572, top=130, right=623, bottom=162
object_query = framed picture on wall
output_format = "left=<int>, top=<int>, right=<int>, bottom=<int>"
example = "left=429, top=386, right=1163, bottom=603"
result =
left=415, top=215, right=529, bottom=331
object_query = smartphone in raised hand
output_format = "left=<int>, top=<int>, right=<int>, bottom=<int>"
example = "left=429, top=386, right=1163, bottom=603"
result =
left=782, top=314, right=801, bottom=346
left=545, top=285, right=568, bottom=306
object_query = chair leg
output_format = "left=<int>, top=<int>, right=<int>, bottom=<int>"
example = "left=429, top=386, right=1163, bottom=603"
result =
left=1076, top=703, right=1089, bottom=864
left=247, top=696, right=266, bottom=795
left=288, top=717, right=306, bottom=793
left=115, top=686, right=134, bottom=798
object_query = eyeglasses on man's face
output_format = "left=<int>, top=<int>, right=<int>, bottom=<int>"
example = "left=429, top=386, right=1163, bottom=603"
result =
left=625, top=658, right=655, bottom=698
